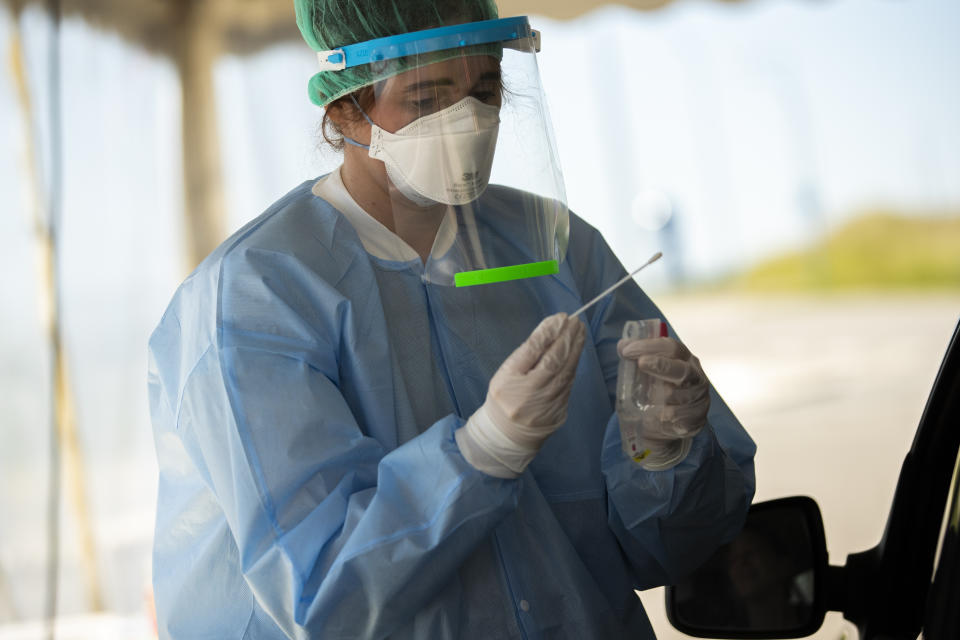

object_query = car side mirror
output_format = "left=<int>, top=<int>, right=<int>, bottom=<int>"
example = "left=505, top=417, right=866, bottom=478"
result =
left=666, top=496, right=829, bottom=638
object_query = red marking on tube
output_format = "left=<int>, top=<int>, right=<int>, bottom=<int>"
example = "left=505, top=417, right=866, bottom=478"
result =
left=659, top=323, right=668, bottom=337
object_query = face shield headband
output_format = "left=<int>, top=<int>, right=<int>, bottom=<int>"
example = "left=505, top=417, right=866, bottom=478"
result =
left=313, top=17, right=540, bottom=74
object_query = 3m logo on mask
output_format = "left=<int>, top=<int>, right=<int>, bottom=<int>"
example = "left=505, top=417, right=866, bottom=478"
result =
left=448, top=170, right=488, bottom=201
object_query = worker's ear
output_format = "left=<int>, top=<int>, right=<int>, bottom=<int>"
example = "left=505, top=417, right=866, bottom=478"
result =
left=327, top=94, right=370, bottom=143
left=325, top=98, right=350, bottom=132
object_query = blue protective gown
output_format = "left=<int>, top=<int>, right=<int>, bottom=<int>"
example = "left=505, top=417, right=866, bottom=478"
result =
left=149, top=179, right=756, bottom=639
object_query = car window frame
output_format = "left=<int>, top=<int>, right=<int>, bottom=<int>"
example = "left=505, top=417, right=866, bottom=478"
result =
left=856, top=319, right=960, bottom=637
left=922, top=442, right=960, bottom=636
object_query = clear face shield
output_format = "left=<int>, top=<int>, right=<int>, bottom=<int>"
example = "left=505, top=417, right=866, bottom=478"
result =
left=317, top=17, right=569, bottom=287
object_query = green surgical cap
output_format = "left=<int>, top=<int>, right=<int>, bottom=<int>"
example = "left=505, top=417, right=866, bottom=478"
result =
left=294, top=0, right=500, bottom=107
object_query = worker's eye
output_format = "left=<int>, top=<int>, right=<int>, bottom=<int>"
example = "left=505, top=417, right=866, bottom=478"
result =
left=412, top=97, right=437, bottom=110
left=410, top=96, right=447, bottom=117
left=471, top=90, right=498, bottom=105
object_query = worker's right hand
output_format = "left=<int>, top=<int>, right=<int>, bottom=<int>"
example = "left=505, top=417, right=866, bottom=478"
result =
left=456, top=313, right=587, bottom=478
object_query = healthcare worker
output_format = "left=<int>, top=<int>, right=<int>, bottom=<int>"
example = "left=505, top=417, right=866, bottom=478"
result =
left=148, top=1, right=756, bottom=638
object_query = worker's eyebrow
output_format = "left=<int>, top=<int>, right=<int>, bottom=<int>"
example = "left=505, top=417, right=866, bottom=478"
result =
left=472, top=71, right=502, bottom=87
left=403, top=71, right=501, bottom=93
left=403, top=78, right=456, bottom=93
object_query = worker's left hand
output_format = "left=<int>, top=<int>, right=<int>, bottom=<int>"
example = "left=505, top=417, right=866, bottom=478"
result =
left=617, top=337, right=710, bottom=440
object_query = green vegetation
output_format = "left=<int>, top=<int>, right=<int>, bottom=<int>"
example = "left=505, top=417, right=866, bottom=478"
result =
left=726, top=212, right=960, bottom=291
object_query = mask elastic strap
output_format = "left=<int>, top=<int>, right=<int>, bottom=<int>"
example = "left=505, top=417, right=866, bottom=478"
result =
left=342, top=94, right=374, bottom=150
left=349, top=94, right=377, bottom=126
left=343, top=136, right=370, bottom=150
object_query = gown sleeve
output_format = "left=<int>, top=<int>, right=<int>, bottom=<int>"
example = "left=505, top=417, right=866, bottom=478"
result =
left=567, top=215, right=757, bottom=590
left=149, top=275, right=519, bottom=640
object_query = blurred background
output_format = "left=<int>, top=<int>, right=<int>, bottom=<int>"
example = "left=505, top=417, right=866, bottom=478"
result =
left=1, top=0, right=958, bottom=638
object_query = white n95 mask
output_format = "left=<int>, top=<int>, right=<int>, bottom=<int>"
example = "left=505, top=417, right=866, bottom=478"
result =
left=349, top=96, right=501, bottom=207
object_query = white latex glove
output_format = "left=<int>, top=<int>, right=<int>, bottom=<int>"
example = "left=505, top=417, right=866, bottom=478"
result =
left=617, top=336, right=710, bottom=467
left=457, top=313, right=587, bottom=478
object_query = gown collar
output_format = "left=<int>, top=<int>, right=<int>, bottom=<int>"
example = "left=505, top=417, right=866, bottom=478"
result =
left=312, top=167, right=457, bottom=264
